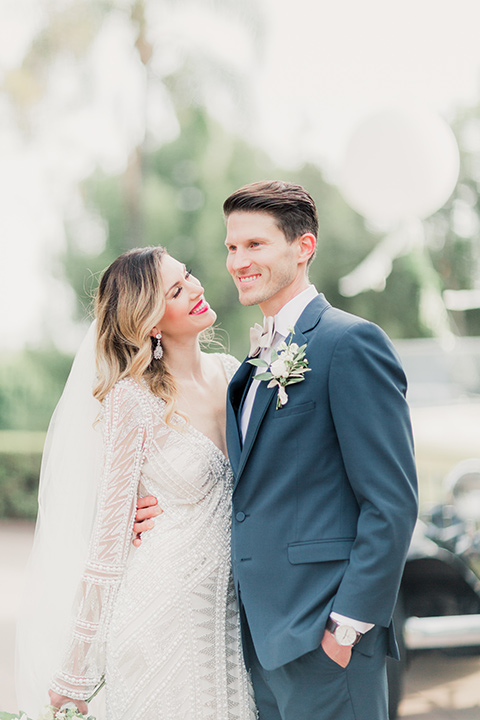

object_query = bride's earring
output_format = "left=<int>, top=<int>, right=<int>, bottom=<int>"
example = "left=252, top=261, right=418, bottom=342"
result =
left=153, top=333, right=163, bottom=360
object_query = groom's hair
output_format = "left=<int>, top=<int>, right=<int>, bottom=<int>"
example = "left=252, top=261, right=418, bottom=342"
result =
left=223, top=180, right=318, bottom=246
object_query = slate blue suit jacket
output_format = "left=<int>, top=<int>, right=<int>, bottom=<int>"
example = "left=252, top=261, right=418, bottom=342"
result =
left=226, top=294, right=418, bottom=671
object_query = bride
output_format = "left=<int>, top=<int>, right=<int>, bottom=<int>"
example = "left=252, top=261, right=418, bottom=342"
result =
left=16, top=246, right=257, bottom=720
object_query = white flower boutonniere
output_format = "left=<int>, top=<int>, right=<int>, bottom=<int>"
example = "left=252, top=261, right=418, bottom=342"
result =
left=248, top=327, right=310, bottom=409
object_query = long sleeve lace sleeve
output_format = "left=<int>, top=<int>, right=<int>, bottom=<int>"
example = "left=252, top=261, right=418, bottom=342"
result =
left=50, top=382, right=150, bottom=700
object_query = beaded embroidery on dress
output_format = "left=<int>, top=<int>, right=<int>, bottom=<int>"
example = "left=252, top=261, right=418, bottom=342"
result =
left=50, top=353, right=257, bottom=720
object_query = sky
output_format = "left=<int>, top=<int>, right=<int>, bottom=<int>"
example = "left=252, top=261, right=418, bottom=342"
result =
left=2, top=0, right=480, bottom=349
left=256, top=0, right=480, bottom=174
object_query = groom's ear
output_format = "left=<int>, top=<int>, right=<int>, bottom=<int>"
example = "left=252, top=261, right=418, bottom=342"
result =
left=297, top=233, right=316, bottom=265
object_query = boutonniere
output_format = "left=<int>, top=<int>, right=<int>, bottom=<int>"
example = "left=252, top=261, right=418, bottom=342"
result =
left=248, top=327, right=310, bottom=409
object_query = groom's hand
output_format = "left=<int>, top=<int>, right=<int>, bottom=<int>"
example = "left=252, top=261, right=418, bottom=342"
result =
left=133, top=496, right=162, bottom=547
left=321, top=629, right=352, bottom=668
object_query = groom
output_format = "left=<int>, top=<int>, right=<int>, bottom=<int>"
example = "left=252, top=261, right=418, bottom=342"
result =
left=222, top=180, right=417, bottom=720
left=137, top=180, right=418, bottom=720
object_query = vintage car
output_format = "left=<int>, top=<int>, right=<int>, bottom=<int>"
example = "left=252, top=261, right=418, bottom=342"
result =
left=386, top=339, right=480, bottom=718
left=387, top=458, right=480, bottom=717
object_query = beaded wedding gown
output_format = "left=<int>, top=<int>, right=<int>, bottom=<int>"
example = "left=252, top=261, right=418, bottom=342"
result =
left=50, top=354, right=257, bottom=720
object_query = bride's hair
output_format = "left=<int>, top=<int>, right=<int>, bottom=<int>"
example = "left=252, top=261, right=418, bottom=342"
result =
left=94, top=246, right=183, bottom=424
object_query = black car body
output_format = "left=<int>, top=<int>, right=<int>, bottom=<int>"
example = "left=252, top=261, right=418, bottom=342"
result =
left=387, top=460, right=480, bottom=718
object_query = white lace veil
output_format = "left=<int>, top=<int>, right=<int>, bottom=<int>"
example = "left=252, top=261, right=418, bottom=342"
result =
left=15, top=321, right=105, bottom=718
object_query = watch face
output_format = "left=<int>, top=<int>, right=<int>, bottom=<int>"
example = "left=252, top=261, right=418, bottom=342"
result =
left=335, top=625, right=357, bottom=646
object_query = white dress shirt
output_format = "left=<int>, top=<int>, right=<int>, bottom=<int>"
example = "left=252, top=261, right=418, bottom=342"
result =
left=240, top=285, right=373, bottom=637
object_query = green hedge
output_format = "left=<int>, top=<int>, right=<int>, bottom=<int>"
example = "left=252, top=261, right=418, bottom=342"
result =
left=0, top=452, right=41, bottom=519
left=0, top=432, right=44, bottom=520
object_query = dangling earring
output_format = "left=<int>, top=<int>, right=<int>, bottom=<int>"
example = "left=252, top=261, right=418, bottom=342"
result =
left=153, top=333, right=163, bottom=360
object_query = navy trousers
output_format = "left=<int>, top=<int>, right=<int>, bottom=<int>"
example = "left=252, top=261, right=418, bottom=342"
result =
left=243, top=620, right=389, bottom=720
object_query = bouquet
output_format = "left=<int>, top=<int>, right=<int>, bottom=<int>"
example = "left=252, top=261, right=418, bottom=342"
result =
left=0, top=678, right=104, bottom=720
left=0, top=706, right=95, bottom=720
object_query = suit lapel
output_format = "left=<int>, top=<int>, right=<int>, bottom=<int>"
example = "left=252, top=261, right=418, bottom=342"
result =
left=226, top=360, right=255, bottom=473
left=230, top=294, right=332, bottom=486
left=295, top=292, right=331, bottom=335
left=235, top=376, right=276, bottom=484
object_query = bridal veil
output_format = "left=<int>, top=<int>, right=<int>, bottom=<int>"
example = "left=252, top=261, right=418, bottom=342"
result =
left=15, top=321, right=105, bottom=718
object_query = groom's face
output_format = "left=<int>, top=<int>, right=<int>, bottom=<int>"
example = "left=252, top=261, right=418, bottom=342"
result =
left=225, top=211, right=302, bottom=316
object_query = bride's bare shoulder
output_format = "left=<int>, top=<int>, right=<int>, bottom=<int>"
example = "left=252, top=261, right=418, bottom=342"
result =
left=204, top=352, right=240, bottom=382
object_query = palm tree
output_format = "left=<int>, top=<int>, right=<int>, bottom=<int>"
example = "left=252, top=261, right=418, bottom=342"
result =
left=1, top=0, right=263, bottom=340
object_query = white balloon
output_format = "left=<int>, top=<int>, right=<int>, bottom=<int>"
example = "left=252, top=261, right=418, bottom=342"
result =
left=338, top=107, right=460, bottom=228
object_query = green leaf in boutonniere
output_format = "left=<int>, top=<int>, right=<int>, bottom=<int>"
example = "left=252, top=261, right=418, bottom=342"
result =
left=247, top=326, right=310, bottom=409
left=255, top=372, right=274, bottom=381
left=247, top=358, right=268, bottom=368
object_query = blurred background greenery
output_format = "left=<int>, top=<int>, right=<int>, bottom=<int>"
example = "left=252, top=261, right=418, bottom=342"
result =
left=2, top=0, right=480, bottom=518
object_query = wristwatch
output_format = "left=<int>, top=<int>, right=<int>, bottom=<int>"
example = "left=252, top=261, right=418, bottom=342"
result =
left=326, top=617, right=363, bottom=646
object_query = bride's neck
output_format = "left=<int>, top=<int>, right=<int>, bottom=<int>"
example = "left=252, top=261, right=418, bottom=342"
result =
left=162, top=339, right=205, bottom=383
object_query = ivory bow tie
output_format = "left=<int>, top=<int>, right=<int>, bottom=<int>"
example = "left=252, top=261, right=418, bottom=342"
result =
left=249, top=316, right=276, bottom=357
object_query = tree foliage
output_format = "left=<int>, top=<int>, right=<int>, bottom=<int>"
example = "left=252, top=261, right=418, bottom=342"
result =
left=4, top=0, right=480, bottom=438
left=428, top=104, right=480, bottom=335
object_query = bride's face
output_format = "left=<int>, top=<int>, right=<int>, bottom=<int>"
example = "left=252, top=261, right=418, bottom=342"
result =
left=154, top=254, right=216, bottom=341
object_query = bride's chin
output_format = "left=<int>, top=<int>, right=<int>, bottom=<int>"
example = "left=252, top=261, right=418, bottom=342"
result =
left=188, top=308, right=217, bottom=335
left=199, top=307, right=217, bottom=328
left=190, top=308, right=217, bottom=336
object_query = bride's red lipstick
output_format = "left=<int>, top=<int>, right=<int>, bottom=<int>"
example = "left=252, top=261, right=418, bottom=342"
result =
left=190, top=299, right=209, bottom=315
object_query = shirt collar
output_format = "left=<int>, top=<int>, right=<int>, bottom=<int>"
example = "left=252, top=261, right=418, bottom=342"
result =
left=271, top=285, right=318, bottom=339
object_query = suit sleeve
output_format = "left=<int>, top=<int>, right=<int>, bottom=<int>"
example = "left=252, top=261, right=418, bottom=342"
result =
left=328, top=321, right=418, bottom=626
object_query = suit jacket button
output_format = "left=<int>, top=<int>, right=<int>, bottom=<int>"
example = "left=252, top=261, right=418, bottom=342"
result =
left=235, top=511, right=246, bottom=522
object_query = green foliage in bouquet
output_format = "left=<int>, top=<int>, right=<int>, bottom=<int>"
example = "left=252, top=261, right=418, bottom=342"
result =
left=0, top=705, right=96, bottom=720
left=1, top=668, right=104, bottom=720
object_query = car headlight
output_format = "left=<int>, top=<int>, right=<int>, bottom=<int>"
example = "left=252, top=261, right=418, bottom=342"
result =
left=446, top=458, right=480, bottom=523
